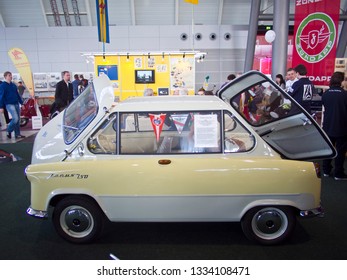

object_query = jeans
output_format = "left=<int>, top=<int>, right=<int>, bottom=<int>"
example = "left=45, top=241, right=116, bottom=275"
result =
left=5, top=103, right=21, bottom=137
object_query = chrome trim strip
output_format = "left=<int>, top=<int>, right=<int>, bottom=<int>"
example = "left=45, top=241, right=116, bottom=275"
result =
left=26, top=207, right=48, bottom=218
left=300, top=206, right=324, bottom=218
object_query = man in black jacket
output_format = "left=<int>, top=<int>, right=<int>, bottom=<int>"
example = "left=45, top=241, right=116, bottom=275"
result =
left=54, top=71, right=73, bottom=112
left=322, top=72, right=347, bottom=180
left=288, top=64, right=315, bottom=114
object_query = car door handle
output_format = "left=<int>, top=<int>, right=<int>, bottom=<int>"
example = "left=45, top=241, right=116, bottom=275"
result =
left=158, top=159, right=171, bottom=165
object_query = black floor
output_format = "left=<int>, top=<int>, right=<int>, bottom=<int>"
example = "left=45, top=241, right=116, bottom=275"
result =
left=1, top=141, right=347, bottom=260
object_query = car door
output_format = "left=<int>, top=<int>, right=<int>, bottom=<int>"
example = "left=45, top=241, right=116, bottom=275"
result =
left=31, top=74, right=115, bottom=164
left=219, top=71, right=336, bottom=161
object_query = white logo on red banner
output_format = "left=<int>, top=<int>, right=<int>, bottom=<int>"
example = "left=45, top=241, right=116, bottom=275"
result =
left=149, top=114, right=166, bottom=142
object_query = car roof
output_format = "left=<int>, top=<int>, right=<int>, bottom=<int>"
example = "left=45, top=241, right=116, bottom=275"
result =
left=113, top=95, right=230, bottom=112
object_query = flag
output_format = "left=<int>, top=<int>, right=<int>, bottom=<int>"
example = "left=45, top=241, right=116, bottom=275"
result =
left=171, top=114, right=189, bottom=134
left=184, top=0, right=199, bottom=4
left=149, top=114, right=167, bottom=142
left=96, top=0, right=110, bottom=43
left=7, top=47, right=35, bottom=97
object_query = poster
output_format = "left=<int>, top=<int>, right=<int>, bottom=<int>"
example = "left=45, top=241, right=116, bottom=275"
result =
left=194, top=114, right=218, bottom=148
left=170, top=58, right=195, bottom=90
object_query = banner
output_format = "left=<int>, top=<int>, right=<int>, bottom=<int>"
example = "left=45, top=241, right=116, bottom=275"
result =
left=149, top=114, right=166, bottom=142
left=171, top=114, right=189, bottom=134
left=7, top=47, right=35, bottom=96
left=292, top=0, right=340, bottom=86
left=96, top=0, right=110, bottom=43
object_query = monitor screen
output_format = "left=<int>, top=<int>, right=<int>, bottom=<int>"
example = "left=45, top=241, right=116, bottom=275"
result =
left=135, top=70, right=155, bottom=84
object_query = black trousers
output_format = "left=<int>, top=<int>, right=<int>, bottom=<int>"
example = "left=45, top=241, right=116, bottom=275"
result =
left=3, top=108, right=10, bottom=123
left=323, top=135, right=347, bottom=177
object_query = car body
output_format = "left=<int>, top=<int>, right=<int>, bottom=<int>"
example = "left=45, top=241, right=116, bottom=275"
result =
left=25, top=71, right=336, bottom=245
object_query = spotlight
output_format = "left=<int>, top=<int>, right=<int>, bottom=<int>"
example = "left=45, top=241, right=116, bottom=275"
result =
left=126, top=53, right=129, bottom=62
left=162, top=52, right=165, bottom=61
left=183, top=52, right=185, bottom=59
left=195, top=33, right=202, bottom=40
left=224, top=33, right=231, bottom=40
left=209, top=33, right=217, bottom=40
left=148, top=53, right=150, bottom=59
left=180, top=33, right=188, bottom=41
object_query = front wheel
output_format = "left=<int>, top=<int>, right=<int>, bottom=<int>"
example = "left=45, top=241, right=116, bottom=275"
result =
left=241, top=206, right=296, bottom=245
left=52, top=196, right=104, bottom=243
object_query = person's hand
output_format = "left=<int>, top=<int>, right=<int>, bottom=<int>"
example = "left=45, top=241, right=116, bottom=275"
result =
left=0, top=108, right=4, bottom=113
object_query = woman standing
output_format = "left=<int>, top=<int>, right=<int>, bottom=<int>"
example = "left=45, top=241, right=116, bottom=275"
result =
left=275, top=74, right=286, bottom=89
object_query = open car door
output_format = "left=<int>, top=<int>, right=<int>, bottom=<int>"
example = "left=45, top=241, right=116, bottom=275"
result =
left=220, top=71, right=336, bottom=161
left=31, top=74, right=115, bottom=164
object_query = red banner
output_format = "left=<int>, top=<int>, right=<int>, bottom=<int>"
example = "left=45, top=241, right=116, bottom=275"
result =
left=149, top=114, right=166, bottom=142
left=293, top=0, right=340, bottom=86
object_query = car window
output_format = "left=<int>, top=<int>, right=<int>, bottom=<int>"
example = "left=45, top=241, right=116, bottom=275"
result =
left=87, top=113, right=117, bottom=154
left=230, top=82, right=300, bottom=126
left=224, top=111, right=255, bottom=152
left=120, top=111, right=222, bottom=154
left=63, top=85, right=98, bottom=144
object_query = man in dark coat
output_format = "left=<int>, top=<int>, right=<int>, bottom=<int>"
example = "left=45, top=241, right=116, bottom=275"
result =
left=288, top=64, right=315, bottom=114
left=54, top=71, right=73, bottom=112
left=322, top=72, right=347, bottom=180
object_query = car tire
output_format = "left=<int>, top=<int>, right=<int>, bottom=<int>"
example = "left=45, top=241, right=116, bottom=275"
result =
left=52, top=196, right=104, bottom=244
left=241, top=206, right=296, bottom=245
left=20, top=118, right=28, bottom=127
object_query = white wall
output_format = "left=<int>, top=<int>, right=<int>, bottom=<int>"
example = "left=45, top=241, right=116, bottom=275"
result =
left=0, top=25, right=249, bottom=91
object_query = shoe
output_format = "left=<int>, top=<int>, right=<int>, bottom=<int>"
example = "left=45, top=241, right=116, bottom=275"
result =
left=334, top=174, right=347, bottom=181
left=15, top=135, right=26, bottom=139
left=6, top=132, right=11, bottom=139
left=323, top=173, right=331, bottom=177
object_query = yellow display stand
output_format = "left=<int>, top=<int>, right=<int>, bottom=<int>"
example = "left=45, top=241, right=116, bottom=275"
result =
left=89, top=52, right=202, bottom=101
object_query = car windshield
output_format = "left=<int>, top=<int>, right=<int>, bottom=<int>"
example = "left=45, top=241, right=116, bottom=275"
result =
left=63, top=84, right=98, bottom=144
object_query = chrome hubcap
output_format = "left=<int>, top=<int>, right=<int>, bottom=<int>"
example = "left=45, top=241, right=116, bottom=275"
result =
left=252, top=208, right=288, bottom=240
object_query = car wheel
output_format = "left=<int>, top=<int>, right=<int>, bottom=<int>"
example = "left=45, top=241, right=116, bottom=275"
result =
left=52, top=196, right=104, bottom=244
left=241, top=206, right=296, bottom=245
left=20, top=118, right=28, bottom=127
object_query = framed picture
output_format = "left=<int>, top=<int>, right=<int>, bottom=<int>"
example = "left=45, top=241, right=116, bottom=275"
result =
left=97, top=65, right=118, bottom=80
left=158, top=87, right=169, bottom=96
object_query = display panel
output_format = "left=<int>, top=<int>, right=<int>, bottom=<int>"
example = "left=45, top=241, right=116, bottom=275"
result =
left=158, top=87, right=169, bottom=95
left=135, top=70, right=155, bottom=84
left=98, top=65, right=118, bottom=80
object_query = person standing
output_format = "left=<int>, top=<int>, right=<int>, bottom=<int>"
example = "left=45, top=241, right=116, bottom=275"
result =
left=143, top=88, right=154, bottom=96
left=17, top=81, right=26, bottom=97
left=54, top=71, right=73, bottom=112
left=322, top=72, right=347, bottom=180
left=0, top=71, right=25, bottom=139
left=285, top=68, right=298, bottom=92
left=287, top=64, right=315, bottom=114
left=275, top=74, right=285, bottom=89
left=71, top=74, right=80, bottom=99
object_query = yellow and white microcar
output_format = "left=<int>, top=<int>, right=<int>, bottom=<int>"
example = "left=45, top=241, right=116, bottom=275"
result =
left=25, top=71, right=336, bottom=245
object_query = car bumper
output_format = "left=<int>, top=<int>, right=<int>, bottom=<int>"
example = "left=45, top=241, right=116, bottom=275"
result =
left=26, top=206, right=48, bottom=218
left=299, top=205, right=324, bottom=218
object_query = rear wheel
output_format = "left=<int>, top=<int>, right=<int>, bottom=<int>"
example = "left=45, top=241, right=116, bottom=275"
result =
left=52, top=196, right=104, bottom=244
left=241, top=206, right=296, bottom=245
left=20, top=118, right=28, bottom=127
